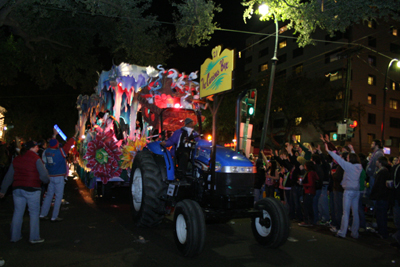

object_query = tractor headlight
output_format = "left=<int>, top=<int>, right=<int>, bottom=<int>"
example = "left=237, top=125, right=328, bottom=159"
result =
left=221, top=166, right=256, bottom=173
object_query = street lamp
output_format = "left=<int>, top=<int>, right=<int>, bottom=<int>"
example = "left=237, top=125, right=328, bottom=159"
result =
left=381, top=58, right=400, bottom=143
left=258, top=4, right=279, bottom=157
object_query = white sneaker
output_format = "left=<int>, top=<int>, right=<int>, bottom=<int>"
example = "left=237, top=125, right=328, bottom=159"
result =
left=330, top=226, right=338, bottom=233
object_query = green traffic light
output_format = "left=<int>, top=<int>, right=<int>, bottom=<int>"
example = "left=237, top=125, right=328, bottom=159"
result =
left=248, top=107, right=254, bottom=116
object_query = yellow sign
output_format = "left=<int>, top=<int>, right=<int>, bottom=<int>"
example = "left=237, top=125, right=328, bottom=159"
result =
left=200, top=46, right=235, bottom=98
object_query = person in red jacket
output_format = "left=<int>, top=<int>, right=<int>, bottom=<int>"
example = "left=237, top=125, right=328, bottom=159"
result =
left=0, top=140, right=49, bottom=244
left=298, top=160, right=317, bottom=227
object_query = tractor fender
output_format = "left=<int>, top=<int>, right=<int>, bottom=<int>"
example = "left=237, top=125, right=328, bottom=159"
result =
left=146, top=141, right=175, bottom=181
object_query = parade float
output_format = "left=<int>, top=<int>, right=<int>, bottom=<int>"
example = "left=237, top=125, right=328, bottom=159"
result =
left=75, top=63, right=206, bottom=194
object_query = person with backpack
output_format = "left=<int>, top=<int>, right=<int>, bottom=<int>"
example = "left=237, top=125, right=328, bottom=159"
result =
left=325, top=143, right=362, bottom=239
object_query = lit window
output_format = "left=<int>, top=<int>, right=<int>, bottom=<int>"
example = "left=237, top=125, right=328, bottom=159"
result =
left=368, top=75, right=376, bottom=85
left=260, top=63, right=268, bottom=72
left=393, top=28, right=398, bottom=36
left=279, top=40, right=287, bottom=49
left=295, top=117, right=302, bottom=125
left=390, top=99, right=398, bottom=109
left=368, top=94, right=376, bottom=105
left=392, top=81, right=399, bottom=91
left=336, top=91, right=343, bottom=100
left=294, top=135, right=301, bottom=143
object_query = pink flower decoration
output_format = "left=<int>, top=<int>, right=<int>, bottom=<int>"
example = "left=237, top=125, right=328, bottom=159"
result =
left=84, top=130, right=122, bottom=184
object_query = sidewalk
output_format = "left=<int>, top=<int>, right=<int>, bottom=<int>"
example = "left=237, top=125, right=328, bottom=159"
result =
left=0, top=178, right=142, bottom=267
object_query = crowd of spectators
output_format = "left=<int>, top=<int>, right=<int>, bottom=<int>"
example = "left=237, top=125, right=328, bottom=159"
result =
left=0, top=126, right=78, bottom=248
left=254, top=134, right=400, bottom=249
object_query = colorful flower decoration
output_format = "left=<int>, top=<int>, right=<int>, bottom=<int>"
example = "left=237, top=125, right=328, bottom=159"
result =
left=83, top=130, right=122, bottom=184
left=120, top=137, right=147, bottom=169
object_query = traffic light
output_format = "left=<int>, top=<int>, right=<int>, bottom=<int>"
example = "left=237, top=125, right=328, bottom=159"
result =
left=245, top=89, right=257, bottom=117
left=346, top=119, right=357, bottom=139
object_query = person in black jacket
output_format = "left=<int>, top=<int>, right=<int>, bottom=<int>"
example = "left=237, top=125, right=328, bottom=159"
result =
left=254, top=158, right=265, bottom=204
left=311, top=153, right=326, bottom=225
left=318, top=148, right=333, bottom=225
left=370, top=156, right=391, bottom=239
left=390, top=159, right=400, bottom=248
left=285, top=143, right=305, bottom=222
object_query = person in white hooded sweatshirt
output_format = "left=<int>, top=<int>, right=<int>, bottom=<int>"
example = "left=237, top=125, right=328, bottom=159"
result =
left=325, top=143, right=363, bottom=239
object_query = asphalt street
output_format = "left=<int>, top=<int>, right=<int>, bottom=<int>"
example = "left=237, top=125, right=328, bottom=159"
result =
left=1, top=177, right=400, bottom=267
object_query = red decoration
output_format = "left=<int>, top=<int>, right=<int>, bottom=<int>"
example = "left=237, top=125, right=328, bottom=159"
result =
left=83, top=130, right=122, bottom=184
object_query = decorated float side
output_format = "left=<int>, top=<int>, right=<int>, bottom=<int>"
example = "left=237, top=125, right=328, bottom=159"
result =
left=75, top=63, right=206, bottom=191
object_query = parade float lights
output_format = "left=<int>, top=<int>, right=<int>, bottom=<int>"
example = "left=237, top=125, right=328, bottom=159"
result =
left=76, top=62, right=204, bottom=185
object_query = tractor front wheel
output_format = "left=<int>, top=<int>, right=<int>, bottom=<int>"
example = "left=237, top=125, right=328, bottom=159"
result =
left=173, top=199, right=206, bottom=257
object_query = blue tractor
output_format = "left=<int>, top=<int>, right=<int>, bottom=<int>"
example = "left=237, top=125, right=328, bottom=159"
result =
left=129, top=107, right=289, bottom=257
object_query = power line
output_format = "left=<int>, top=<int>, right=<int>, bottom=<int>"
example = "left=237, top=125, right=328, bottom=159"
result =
left=37, top=4, right=396, bottom=60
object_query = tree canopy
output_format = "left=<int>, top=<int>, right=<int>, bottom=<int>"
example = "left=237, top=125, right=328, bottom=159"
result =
left=0, top=0, right=221, bottom=91
left=242, top=0, right=400, bottom=47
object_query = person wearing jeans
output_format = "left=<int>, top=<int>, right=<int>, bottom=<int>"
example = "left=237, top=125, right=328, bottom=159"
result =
left=40, top=126, right=77, bottom=222
left=0, top=141, right=49, bottom=243
left=40, top=176, right=65, bottom=220
left=331, top=162, right=345, bottom=231
left=11, top=189, right=41, bottom=241
left=339, top=189, right=360, bottom=238
left=319, top=184, right=330, bottom=223
left=326, top=144, right=362, bottom=239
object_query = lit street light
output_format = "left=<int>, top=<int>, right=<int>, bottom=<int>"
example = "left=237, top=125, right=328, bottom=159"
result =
left=381, top=58, right=400, bottom=143
left=258, top=4, right=279, bottom=157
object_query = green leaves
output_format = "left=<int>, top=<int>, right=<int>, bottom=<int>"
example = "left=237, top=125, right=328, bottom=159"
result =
left=242, top=0, right=400, bottom=47
left=173, top=0, right=222, bottom=47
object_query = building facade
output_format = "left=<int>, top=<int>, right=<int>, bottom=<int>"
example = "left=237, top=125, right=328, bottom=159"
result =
left=244, top=20, right=400, bottom=156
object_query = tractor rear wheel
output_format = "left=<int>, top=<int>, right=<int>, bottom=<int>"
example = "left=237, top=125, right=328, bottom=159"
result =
left=251, top=198, right=290, bottom=248
left=129, top=150, right=165, bottom=227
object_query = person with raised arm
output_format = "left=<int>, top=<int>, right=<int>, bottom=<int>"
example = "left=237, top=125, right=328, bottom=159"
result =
left=324, top=142, right=362, bottom=239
